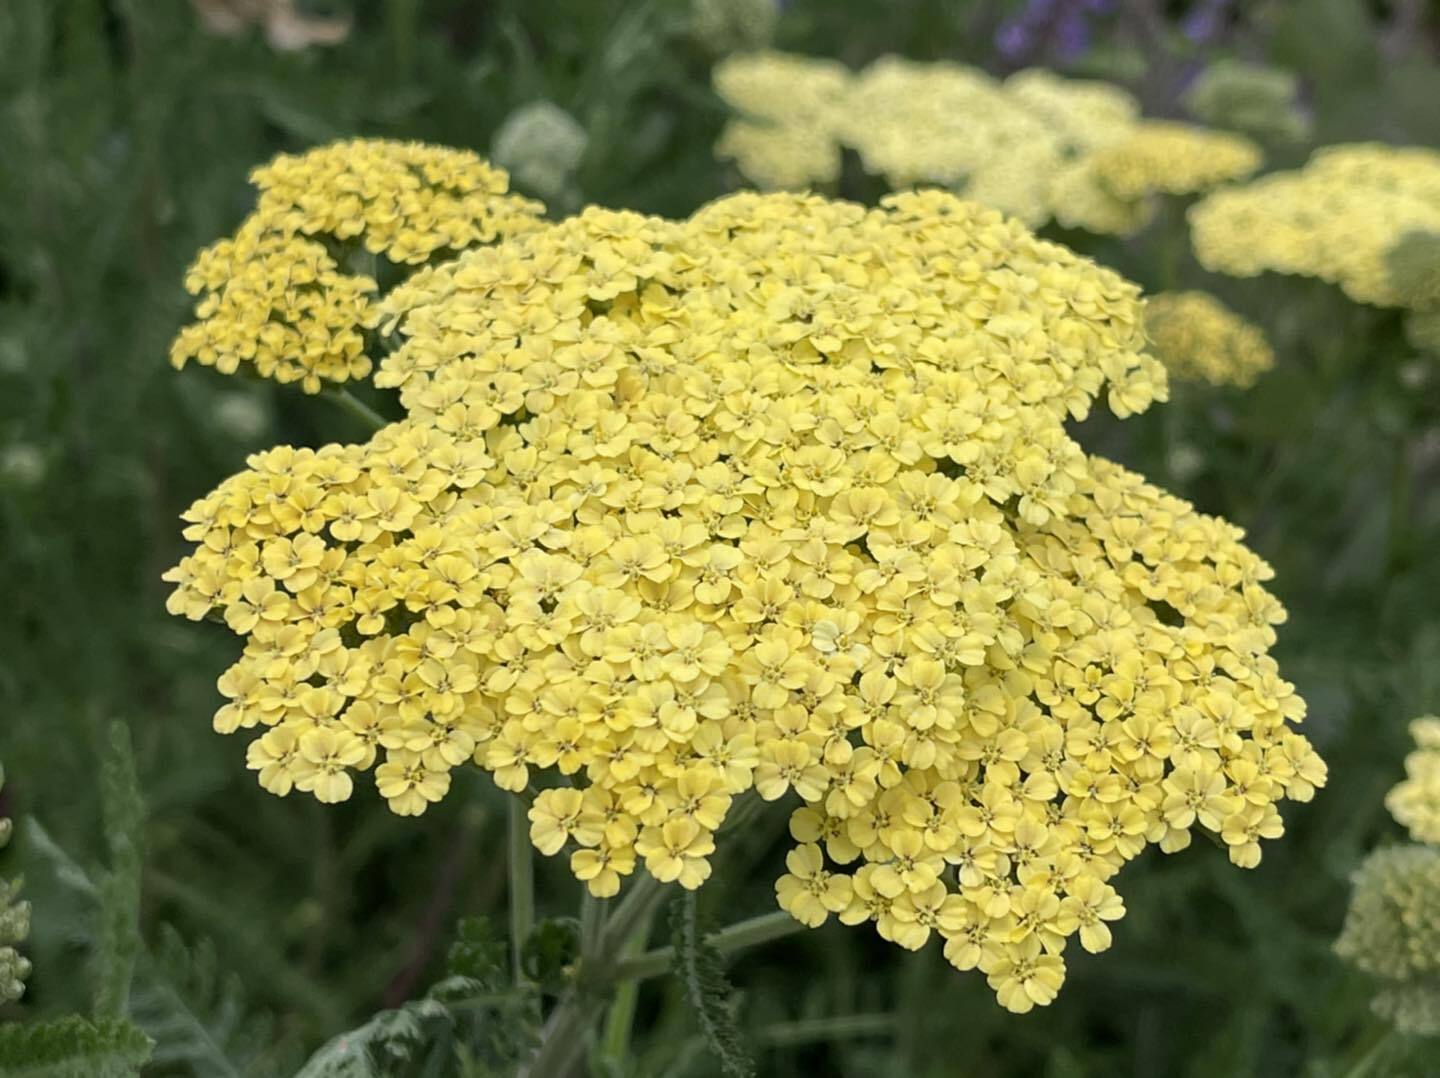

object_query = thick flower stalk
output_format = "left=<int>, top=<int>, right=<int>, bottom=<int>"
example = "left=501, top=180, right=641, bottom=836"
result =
left=712, top=53, right=1261, bottom=235
left=170, top=139, right=544, bottom=392
left=165, top=145, right=1323, bottom=1013
left=1190, top=143, right=1440, bottom=311
left=1385, top=716, right=1440, bottom=845
left=0, top=764, right=30, bottom=1004
left=1144, top=291, right=1274, bottom=388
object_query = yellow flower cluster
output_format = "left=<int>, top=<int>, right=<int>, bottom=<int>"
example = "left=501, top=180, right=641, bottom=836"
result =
left=166, top=173, right=1324, bottom=1012
left=712, top=52, right=853, bottom=189
left=1385, top=716, right=1440, bottom=845
left=170, top=139, right=544, bottom=392
left=1335, top=845, right=1440, bottom=1036
left=1190, top=143, right=1440, bottom=309
left=713, top=53, right=1261, bottom=234
left=1087, top=121, right=1261, bottom=202
left=1143, top=291, right=1275, bottom=388
left=0, top=763, right=29, bottom=1004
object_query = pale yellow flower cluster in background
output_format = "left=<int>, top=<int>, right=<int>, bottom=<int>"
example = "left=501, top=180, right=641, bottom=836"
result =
left=1336, top=717, right=1440, bottom=1036
left=712, top=52, right=1261, bottom=234
left=1386, top=716, right=1440, bottom=845
left=165, top=141, right=1324, bottom=1012
left=1334, top=844, right=1440, bottom=1036
left=170, top=140, right=544, bottom=392
left=0, top=764, right=29, bottom=1004
left=1143, top=291, right=1275, bottom=388
left=712, top=52, right=854, bottom=189
left=1190, top=143, right=1440, bottom=311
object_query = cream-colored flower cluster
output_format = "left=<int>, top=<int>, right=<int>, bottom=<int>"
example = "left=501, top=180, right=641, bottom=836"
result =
left=0, top=764, right=29, bottom=1004
left=1335, top=718, right=1440, bottom=1036
left=170, top=139, right=544, bottom=392
left=1335, top=846, right=1440, bottom=1036
left=1143, top=291, right=1274, bottom=388
left=166, top=150, right=1323, bottom=1012
left=1385, top=716, right=1440, bottom=845
left=713, top=53, right=1261, bottom=234
left=1190, top=143, right=1440, bottom=315
left=712, top=52, right=854, bottom=189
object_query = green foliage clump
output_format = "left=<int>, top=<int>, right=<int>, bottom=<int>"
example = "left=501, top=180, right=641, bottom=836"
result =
left=1386, top=230, right=1440, bottom=311
left=1183, top=58, right=1311, bottom=142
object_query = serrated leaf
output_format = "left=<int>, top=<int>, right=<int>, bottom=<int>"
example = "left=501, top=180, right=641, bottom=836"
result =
left=669, top=893, right=755, bottom=1078
left=0, top=1016, right=153, bottom=1078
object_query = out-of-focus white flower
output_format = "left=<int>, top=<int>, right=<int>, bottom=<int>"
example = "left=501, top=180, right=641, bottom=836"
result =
left=491, top=102, right=588, bottom=201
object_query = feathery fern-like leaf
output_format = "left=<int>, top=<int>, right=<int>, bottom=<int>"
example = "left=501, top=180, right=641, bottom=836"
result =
left=0, top=1015, right=153, bottom=1078
left=129, top=923, right=300, bottom=1078
left=95, top=722, right=143, bottom=1020
left=669, top=892, right=756, bottom=1078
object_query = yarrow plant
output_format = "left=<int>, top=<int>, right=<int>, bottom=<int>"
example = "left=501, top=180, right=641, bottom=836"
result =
left=712, top=52, right=1261, bottom=235
left=1385, top=715, right=1440, bottom=845
left=169, top=139, right=544, bottom=392
left=1190, top=143, right=1440, bottom=357
left=1143, top=291, right=1275, bottom=388
left=1335, top=717, right=1440, bottom=1037
left=164, top=138, right=1325, bottom=1016
left=0, top=765, right=29, bottom=1005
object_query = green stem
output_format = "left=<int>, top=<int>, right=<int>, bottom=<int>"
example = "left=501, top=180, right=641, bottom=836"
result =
left=600, top=873, right=667, bottom=956
left=520, top=874, right=665, bottom=1078
left=579, top=891, right=607, bottom=966
left=609, top=909, right=805, bottom=983
left=1385, top=434, right=1412, bottom=573
left=508, top=799, right=534, bottom=987
left=756, top=1012, right=895, bottom=1048
left=1342, top=1026, right=1395, bottom=1078
left=326, top=387, right=389, bottom=431
left=599, top=910, right=654, bottom=1063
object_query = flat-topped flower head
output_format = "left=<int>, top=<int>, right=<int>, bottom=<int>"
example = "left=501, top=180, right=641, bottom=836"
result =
left=1144, top=291, right=1275, bottom=388
left=1087, top=121, right=1260, bottom=202
left=1335, top=844, right=1440, bottom=1036
left=713, top=54, right=1260, bottom=235
left=1386, top=716, right=1440, bottom=844
left=166, top=164, right=1322, bottom=1013
left=1190, top=143, right=1440, bottom=309
left=170, top=138, right=545, bottom=392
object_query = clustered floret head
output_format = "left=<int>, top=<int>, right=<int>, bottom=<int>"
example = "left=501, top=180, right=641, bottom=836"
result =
left=712, top=53, right=1261, bottom=235
left=1335, top=844, right=1440, bottom=1036
left=1385, top=716, right=1440, bottom=845
left=1143, top=291, right=1274, bottom=388
left=0, top=764, right=30, bottom=1005
left=170, top=139, right=545, bottom=392
left=712, top=52, right=854, bottom=189
left=164, top=143, right=1323, bottom=1013
left=1190, top=143, right=1440, bottom=311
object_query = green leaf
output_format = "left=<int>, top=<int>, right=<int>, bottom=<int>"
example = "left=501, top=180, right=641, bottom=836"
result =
left=669, top=892, right=755, bottom=1078
left=129, top=923, right=299, bottom=1078
left=293, top=997, right=455, bottom=1078
left=0, top=1016, right=153, bottom=1078
left=95, top=722, right=144, bottom=1021
left=520, top=917, right=580, bottom=995
left=446, top=917, right=509, bottom=990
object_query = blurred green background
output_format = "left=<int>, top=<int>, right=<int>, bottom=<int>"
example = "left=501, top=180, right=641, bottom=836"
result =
left=2, top=1, right=1439, bottom=1074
